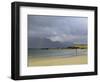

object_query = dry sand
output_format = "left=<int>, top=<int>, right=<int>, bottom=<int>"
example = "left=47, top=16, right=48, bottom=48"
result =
left=28, top=55, right=87, bottom=66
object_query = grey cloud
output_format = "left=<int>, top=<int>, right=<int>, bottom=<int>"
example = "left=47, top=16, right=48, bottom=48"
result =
left=28, top=15, right=88, bottom=48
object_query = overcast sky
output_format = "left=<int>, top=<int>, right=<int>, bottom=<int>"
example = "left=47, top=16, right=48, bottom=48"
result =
left=28, top=15, right=88, bottom=48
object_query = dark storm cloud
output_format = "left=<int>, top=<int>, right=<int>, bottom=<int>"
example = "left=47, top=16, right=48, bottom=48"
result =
left=28, top=15, right=88, bottom=48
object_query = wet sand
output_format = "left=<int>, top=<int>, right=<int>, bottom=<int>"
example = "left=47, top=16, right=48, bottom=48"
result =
left=28, top=55, right=87, bottom=66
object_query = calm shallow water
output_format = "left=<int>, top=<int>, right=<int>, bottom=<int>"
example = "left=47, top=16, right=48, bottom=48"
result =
left=28, top=49, right=87, bottom=58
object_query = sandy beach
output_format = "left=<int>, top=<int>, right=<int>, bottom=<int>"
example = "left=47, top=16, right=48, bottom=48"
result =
left=28, top=55, right=87, bottom=66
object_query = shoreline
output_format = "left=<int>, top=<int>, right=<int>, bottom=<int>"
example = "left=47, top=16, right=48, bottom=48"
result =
left=28, top=55, right=88, bottom=66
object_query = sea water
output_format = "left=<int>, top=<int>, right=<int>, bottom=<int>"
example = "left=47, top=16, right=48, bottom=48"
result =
left=28, top=49, right=87, bottom=58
